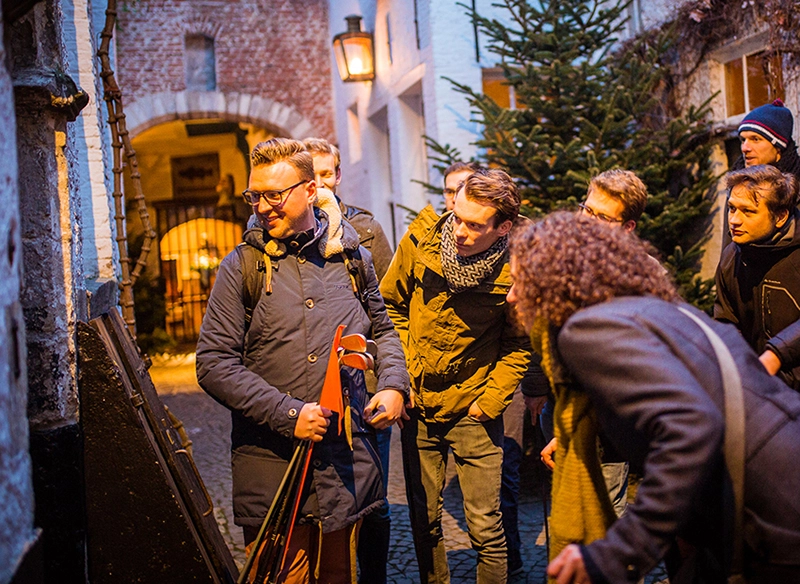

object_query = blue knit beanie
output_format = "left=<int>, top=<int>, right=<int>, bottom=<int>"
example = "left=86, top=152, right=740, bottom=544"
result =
left=738, top=99, right=794, bottom=150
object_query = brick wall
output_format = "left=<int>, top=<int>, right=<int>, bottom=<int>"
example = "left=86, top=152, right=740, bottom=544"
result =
left=116, top=0, right=335, bottom=140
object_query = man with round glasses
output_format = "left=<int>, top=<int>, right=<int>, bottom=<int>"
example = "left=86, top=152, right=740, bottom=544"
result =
left=539, top=169, right=650, bottom=521
left=577, top=169, right=648, bottom=232
left=197, top=138, right=409, bottom=583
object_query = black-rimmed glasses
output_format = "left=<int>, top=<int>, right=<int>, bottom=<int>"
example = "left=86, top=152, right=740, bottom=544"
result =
left=242, top=180, right=309, bottom=207
left=577, top=203, right=624, bottom=224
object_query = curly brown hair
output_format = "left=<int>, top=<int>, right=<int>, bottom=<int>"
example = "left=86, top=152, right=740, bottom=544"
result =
left=509, top=212, right=677, bottom=329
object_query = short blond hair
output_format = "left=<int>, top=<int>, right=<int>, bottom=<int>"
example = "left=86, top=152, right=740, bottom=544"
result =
left=303, top=137, right=340, bottom=170
left=251, top=138, right=314, bottom=181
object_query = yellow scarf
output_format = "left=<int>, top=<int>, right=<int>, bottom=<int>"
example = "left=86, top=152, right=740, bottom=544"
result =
left=530, top=317, right=617, bottom=567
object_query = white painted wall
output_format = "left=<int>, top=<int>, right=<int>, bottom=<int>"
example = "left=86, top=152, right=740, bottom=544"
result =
left=61, top=0, right=119, bottom=287
left=329, top=0, right=509, bottom=243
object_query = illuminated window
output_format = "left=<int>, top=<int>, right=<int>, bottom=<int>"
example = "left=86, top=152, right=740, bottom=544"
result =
left=724, top=50, right=783, bottom=118
left=482, top=67, right=517, bottom=109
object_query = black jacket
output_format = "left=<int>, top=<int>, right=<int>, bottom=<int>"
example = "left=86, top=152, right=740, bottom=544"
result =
left=558, top=297, right=800, bottom=583
left=196, top=206, right=409, bottom=532
left=339, top=201, right=393, bottom=281
left=715, top=210, right=800, bottom=391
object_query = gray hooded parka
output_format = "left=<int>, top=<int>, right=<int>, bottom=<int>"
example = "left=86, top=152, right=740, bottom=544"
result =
left=196, top=199, right=409, bottom=533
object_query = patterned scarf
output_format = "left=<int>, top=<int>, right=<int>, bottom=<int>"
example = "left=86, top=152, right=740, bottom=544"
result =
left=530, top=317, right=617, bottom=567
left=440, top=214, right=509, bottom=293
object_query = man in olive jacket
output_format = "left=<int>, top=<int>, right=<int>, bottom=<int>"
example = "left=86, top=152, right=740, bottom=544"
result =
left=380, top=168, right=531, bottom=583
left=197, top=138, right=409, bottom=582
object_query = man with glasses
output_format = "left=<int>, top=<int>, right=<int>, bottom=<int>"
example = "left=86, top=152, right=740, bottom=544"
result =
left=196, top=138, right=409, bottom=583
left=577, top=168, right=648, bottom=233
left=540, top=169, right=649, bottom=520
left=443, top=161, right=482, bottom=212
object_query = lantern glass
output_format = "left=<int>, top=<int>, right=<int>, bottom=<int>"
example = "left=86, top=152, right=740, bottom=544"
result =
left=343, top=36, right=373, bottom=78
left=332, top=21, right=374, bottom=82
left=334, top=40, right=349, bottom=81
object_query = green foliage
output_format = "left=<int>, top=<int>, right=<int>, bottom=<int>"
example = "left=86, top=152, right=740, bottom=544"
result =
left=445, top=0, right=719, bottom=308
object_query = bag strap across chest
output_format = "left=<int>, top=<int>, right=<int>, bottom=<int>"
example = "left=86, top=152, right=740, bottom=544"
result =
left=678, top=307, right=745, bottom=583
left=235, top=244, right=371, bottom=332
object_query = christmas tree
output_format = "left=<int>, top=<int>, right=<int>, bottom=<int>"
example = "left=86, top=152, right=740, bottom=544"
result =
left=443, top=0, right=719, bottom=309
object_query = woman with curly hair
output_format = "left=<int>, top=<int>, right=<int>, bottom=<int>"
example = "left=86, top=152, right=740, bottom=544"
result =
left=508, top=212, right=800, bottom=584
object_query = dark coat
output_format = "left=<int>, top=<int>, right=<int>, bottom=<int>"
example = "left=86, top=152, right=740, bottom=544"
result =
left=715, top=210, right=800, bottom=391
left=556, top=297, right=800, bottom=583
left=339, top=200, right=394, bottom=282
left=196, top=208, right=410, bottom=533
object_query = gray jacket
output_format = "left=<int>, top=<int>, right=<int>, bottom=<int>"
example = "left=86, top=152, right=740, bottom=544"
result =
left=557, top=297, right=800, bottom=583
left=196, top=207, right=409, bottom=533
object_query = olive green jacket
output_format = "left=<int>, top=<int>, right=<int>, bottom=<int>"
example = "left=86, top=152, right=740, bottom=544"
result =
left=380, top=205, right=531, bottom=422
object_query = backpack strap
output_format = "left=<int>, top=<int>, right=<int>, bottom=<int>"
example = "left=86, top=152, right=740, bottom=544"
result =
left=341, top=248, right=371, bottom=321
left=678, top=306, right=745, bottom=582
left=235, top=244, right=273, bottom=332
left=236, top=244, right=368, bottom=332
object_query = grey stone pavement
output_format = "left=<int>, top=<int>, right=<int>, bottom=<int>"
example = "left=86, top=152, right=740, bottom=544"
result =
left=150, top=354, right=667, bottom=583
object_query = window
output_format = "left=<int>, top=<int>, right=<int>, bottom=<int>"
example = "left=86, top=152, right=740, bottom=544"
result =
left=482, top=67, right=517, bottom=109
left=724, top=50, right=783, bottom=118
left=185, top=35, right=216, bottom=91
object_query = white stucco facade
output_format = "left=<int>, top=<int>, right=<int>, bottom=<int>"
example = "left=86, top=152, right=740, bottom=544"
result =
left=328, top=0, right=510, bottom=244
left=61, top=0, right=119, bottom=287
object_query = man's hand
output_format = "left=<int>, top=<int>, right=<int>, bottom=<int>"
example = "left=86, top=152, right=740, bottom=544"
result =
left=547, top=544, right=590, bottom=584
left=294, top=403, right=332, bottom=442
left=541, top=437, right=557, bottom=470
left=759, top=349, right=782, bottom=375
left=468, top=401, right=490, bottom=422
left=365, top=389, right=406, bottom=430
left=523, top=395, right=548, bottom=425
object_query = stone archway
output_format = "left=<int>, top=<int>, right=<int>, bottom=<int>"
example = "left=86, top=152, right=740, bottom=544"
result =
left=125, top=90, right=317, bottom=139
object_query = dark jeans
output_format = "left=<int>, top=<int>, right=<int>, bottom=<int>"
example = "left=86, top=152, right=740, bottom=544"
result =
left=501, top=387, right=525, bottom=573
left=357, top=426, right=391, bottom=583
left=402, top=408, right=507, bottom=584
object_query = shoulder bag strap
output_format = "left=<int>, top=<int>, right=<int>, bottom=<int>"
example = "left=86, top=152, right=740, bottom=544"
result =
left=678, top=307, right=745, bottom=582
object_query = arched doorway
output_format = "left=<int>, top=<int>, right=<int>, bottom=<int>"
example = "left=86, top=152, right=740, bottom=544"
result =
left=125, top=117, right=275, bottom=350
left=122, top=91, right=322, bottom=351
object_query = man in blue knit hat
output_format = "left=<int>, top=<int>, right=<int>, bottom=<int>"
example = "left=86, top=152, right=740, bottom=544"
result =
left=738, top=99, right=800, bottom=171
left=722, top=99, right=800, bottom=250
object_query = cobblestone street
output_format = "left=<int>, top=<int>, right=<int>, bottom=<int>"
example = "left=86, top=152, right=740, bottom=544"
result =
left=151, top=355, right=666, bottom=583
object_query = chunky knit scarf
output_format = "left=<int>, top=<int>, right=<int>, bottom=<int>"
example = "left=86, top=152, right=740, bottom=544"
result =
left=440, top=214, right=509, bottom=293
left=530, top=317, right=617, bottom=565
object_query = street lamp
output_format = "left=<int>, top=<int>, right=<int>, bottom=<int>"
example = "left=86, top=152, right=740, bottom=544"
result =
left=332, top=15, right=375, bottom=82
